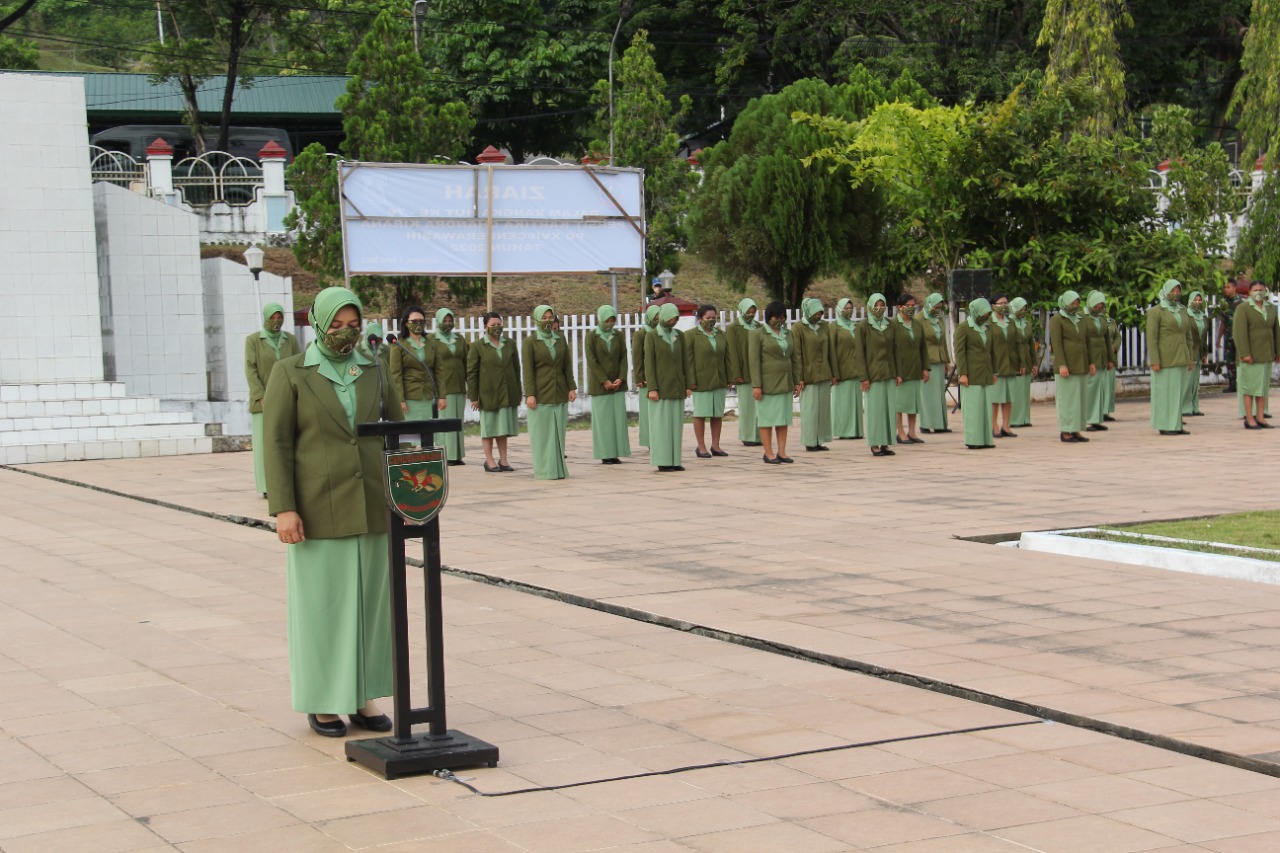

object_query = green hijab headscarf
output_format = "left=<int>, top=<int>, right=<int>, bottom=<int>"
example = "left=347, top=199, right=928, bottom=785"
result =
left=802, top=297, right=824, bottom=331
left=967, top=297, right=991, bottom=343
left=594, top=304, right=617, bottom=347
left=433, top=308, right=457, bottom=352
left=365, top=320, right=383, bottom=340
left=866, top=293, right=889, bottom=331
left=1087, top=291, right=1107, bottom=332
left=737, top=297, right=759, bottom=329
left=1009, top=297, right=1029, bottom=334
left=1187, top=290, right=1207, bottom=333
left=835, top=297, right=856, bottom=334
left=655, top=303, right=680, bottom=346
left=261, top=302, right=285, bottom=356
left=644, top=303, right=661, bottom=328
left=308, top=287, right=365, bottom=381
left=923, top=292, right=945, bottom=340
left=1158, top=279, right=1184, bottom=326
left=533, top=304, right=558, bottom=356
left=1057, top=290, right=1082, bottom=327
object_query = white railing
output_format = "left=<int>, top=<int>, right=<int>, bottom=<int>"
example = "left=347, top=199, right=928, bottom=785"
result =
left=170, top=151, right=264, bottom=207
left=89, top=146, right=147, bottom=191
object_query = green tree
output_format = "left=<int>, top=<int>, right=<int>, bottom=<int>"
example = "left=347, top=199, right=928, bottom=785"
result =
left=1147, top=104, right=1235, bottom=262
left=1036, top=0, right=1134, bottom=133
left=0, top=33, right=37, bottom=67
left=1231, top=0, right=1280, bottom=281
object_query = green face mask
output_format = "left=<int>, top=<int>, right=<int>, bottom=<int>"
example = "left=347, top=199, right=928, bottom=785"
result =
left=406, top=320, right=425, bottom=335
left=266, top=315, right=284, bottom=332
left=769, top=316, right=784, bottom=330
left=992, top=303, right=1006, bottom=315
left=700, top=317, right=716, bottom=331
left=539, top=319, right=555, bottom=333
left=440, top=320, right=455, bottom=334
left=663, top=317, right=678, bottom=330
left=487, top=323, right=502, bottom=337
left=1168, top=292, right=1181, bottom=304
left=871, top=304, right=886, bottom=318
left=900, top=305, right=916, bottom=318
left=1253, top=290, right=1266, bottom=303
left=323, top=326, right=361, bottom=356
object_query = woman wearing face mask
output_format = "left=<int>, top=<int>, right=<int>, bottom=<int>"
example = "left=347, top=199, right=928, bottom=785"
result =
left=1146, top=278, right=1195, bottom=435
left=892, top=293, right=928, bottom=445
left=856, top=293, right=898, bottom=457
left=830, top=297, right=864, bottom=440
left=794, top=297, right=834, bottom=452
left=988, top=294, right=1021, bottom=439
left=1103, top=303, right=1121, bottom=422
left=426, top=308, right=468, bottom=466
left=1183, top=290, right=1208, bottom=417
left=685, top=304, right=730, bottom=458
left=749, top=300, right=797, bottom=463
left=263, top=287, right=402, bottom=739
left=726, top=298, right=762, bottom=447
left=1050, top=290, right=1094, bottom=443
left=644, top=302, right=690, bottom=471
left=466, top=311, right=520, bottom=472
left=245, top=302, right=299, bottom=497
left=1233, top=281, right=1280, bottom=429
left=1082, top=291, right=1111, bottom=434
left=585, top=305, right=631, bottom=464
left=955, top=297, right=996, bottom=449
left=919, top=292, right=950, bottom=434
left=633, top=304, right=661, bottom=449
left=358, top=320, right=387, bottom=368
left=390, top=305, right=436, bottom=427
left=1009, top=297, right=1037, bottom=428
left=522, top=305, right=577, bottom=478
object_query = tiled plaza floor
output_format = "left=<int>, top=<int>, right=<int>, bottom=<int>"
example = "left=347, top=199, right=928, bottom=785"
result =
left=3, top=390, right=1279, bottom=851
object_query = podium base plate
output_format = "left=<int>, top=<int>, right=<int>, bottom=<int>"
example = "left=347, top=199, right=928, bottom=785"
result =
left=344, top=730, right=499, bottom=780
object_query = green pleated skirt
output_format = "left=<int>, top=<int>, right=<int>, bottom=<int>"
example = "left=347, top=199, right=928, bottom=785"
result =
left=894, top=378, right=922, bottom=414
left=864, top=380, right=896, bottom=447
left=1055, top=374, right=1086, bottom=433
left=756, top=392, right=792, bottom=429
left=960, top=383, right=993, bottom=446
left=832, top=379, right=864, bottom=438
left=800, top=383, right=832, bottom=446
left=591, top=393, right=631, bottom=459
left=637, top=393, right=650, bottom=447
left=648, top=397, right=684, bottom=467
left=1011, top=373, right=1032, bottom=426
left=1149, top=366, right=1187, bottom=431
left=527, top=402, right=568, bottom=479
left=479, top=406, right=518, bottom=439
left=919, top=363, right=947, bottom=431
left=1181, top=365, right=1201, bottom=415
left=990, top=375, right=1014, bottom=405
left=736, top=385, right=758, bottom=441
left=1085, top=370, right=1105, bottom=425
left=692, top=387, right=726, bottom=419
left=1103, top=367, right=1117, bottom=414
left=251, top=411, right=266, bottom=496
left=438, top=392, right=466, bottom=461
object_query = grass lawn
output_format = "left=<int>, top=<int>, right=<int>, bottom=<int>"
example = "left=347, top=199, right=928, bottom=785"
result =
left=1063, top=510, right=1280, bottom=562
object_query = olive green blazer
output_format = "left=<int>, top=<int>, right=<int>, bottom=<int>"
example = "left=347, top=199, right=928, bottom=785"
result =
left=791, top=321, right=832, bottom=384
left=245, top=331, right=299, bottom=413
left=828, top=323, right=860, bottom=382
left=631, top=327, right=649, bottom=386
left=988, top=320, right=1020, bottom=377
left=1049, top=313, right=1089, bottom=375
left=263, top=354, right=403, bottom=539
left=390, top=339, right=436, bottom=402
left=891, top=316, right=928, bottom=378
left=427, top=335, right=469, bottom=396
left=644, top=329, right=688, bottom=400
left=521, top=335, right=576, bottom=405
left=684, top=328, right=729, bottom=391
left=921, top=317, right=948, bottom=366
left=585, top=330, right=628, bottom=395
left=749, top=327, right=797, bottom=395
left=1085, top=316, right=1110, bottom=370
left=725, top=322, right=755, bottom=384
left=1187, top=315, right=1208, bottom=361
left=1107, top=318, right=1121, bottom=364
left=466, top=336, right=521, bottom=411
left=1233, top=301, right=1280, bottom=364
left=855, top=320, right=897, bottom=383
left=954, top=322, right=996, bottom=385
left=1146, top=306, right=1191, bottom=368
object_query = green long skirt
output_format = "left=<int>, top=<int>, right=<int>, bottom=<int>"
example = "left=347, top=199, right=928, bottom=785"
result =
left=800, top=383, right=832, bottom=446
left=438, top=392, right=466, bottom=461
left=864, top=380, right=896, bottom=448
left=1238, top=361, right=1270, bottom=397
left=528, top=402, right=568, bottom=480
left=1011, top=373, right=1032, bottom=426
left=756, top=392, right=792, bottom=428
left=1085, top=370, right=1105, bottom=425
left=736, top=385, right=758, bottom=442
left=648, top=397, right=684, bottom=467
left=1181, top=366, right=1201, bottom=415
left=287, top=533, right=393, bottom=714
left=991, top=375, right=1014, bottom=405
left=832, top=379, right=864, bottom=438
left=692, top=387, right=726, bottom=419
left=403, top=399, right=434, bottom=448
left=1150, top=366, right=1187, bottom=431
left=894, top=378, right=922, bottom=415
left=1055, top=374, right=1086, bottom=433
left=637, top=393, right=650, bottom=447
left=479, top=406, right=518, bottom=439
left=1103, top=367, right=1117, bottom=414
left=919, top=364, right=947, bottom=431
left=251, top=411, right=266, bottom=496
left=591, top=393, right=631, bottom=459
left=960, top=383, right=993, bottom=446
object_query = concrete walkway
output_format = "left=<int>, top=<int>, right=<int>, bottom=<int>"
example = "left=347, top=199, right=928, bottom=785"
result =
left=2, top=390, right=1279, bottom=851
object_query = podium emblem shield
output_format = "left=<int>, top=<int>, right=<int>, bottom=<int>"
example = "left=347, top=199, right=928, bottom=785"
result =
left=384, top=446, right=448, bottom=524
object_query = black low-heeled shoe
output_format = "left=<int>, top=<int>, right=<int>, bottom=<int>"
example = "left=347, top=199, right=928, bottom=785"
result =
left=1102, top=415, right=1117, bottom=422
left=871, top=448, right=886, bottom=457
left=1245, top=422, right=1262, bottom=430
left=308, top=714, right=347, bottom=738
left=777, top=456, right=794, bottom=463
left=762, top=454, right=781, bottom=464
left=484, top=462, right=501, bottom=472
left=695, top=449, right=713, bottom=458
left=880, top=447, right=895, bottom=456
left=447, top=460, right=465, bottom=466
left=499, top=464, right=515, bottom=472
left=710, top=448, right=729, bottom=457
left=1085, top=424, right=1107, bottom=432
left=743, top=440, right=763, bottom=446
left=348, top=712, right=392, bottom=732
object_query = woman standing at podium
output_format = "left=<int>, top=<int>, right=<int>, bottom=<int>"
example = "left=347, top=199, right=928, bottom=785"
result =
left=245, top=302, right=298, bottom=497
left=264, top=286, right=401, bottom=738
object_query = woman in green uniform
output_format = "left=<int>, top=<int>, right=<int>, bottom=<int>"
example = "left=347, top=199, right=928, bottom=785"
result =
left=685, top=304, right=730, bottom=458
left=794, top=297, right=834, bottom=452
left=633, top=304, right=661, bottom=449
left=1183, top=290, right=1208, bottom=417
left=830, top=297, right=864, bottom=440
left=263, top=286, right=400, bottom=738
left=426, top=308, right=468, bottom=465
left=1050, top=290, right=1093, bottom=443
left=955, top=297, right=996, bottom=449
left=1083, top=291, right=1110, bottom=433
left=466, top=311, right=520, bottom=472
left=357, top=321, right=386, bottom=366
left=644, top=303, right=689, bottom=471
left=1009, top=297, right=1036, bottom=427
left=1234, top=281, right=1280, bottom=429
left=919, top=292, right=949, bottom=434
left=726, top=298, right=762, bottom=446
left=585, top=305, right=630, bottom=464
left=390, top=305, right=435, bottom=425
left=988, top=294, right=1020, bottom=438
left=1104, top=306, right=1120, bottom=422
left=892, top=293, right=928, bottom=445
left=856, top=293, right=898, bottom=457
left=522, top=305, right=577, bottom=479
left=245, top=302, right=299, bottom=497
left=1147, top=279, right=1195, bottom=435
left=749, top=301, right=796, bottom=463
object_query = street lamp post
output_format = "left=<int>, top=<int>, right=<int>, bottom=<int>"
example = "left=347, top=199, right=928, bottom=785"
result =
left=244, top=243, right=264, bottom=309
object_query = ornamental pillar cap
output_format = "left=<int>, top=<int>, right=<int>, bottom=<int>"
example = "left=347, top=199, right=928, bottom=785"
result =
left=146, top=137, right=174, bottom=157
left=476, top=145, right=506, bottom=164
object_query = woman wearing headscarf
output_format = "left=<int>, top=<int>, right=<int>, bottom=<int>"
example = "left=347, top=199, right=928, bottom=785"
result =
left=891, top=293, right=928, bottom=445
left=794, top=297, right=834, bottom=452
left=988, top=293, right=1021, bottom=438
left=1050, top=290, right=1093, bottom=442
left=1147, top=279, right=1196, bottom=435
left=466, top=311, right=520, bottom=472
left=426, top=308, right=468, bottom=465
left=1081, top=291, right=1112, bottom=434
left=855, top=293, right=898, bottom=457
left=522, top=305, right=577, bottom=479
left=633, top=303, right=661, bottom=449
left=1183, top=290, right=1208, bottom=417
left=245, top=302, right=299, bottom=497
left=358, top=320, right=387, bottom=368
left=585, top=305, right=630, bottom=464
left=955, top=297, right=996, bottom=449
left=919, top=292, right=950, bottom=434
left=1233, top=281, right=1280, bottom=430
left=390, top=304, right=436, bottom=426
left=685, top=304, right=730, bottom=458
left=263, top=287, right=401, bottom=738
left=1009, top=297, right=1037, bottom=428
left=749, top=301, right=797, bottom=463
left=830, top=297, right=864, bottom=440
left=1104, top=306, right=1121, bottom=422
left=644, top=303, right=690, bottom=471
left=726, top=298, right=762, bottom=446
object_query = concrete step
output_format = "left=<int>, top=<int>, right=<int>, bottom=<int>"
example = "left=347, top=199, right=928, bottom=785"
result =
left=0, top=396, right=162, bottom=418
left=1, top=420, right=209, bottom=448
left=1, top=436, right=215, bottom=464
left=0, top=411, right=194, bottom=432
left=0, top=382, right=128, bottom=403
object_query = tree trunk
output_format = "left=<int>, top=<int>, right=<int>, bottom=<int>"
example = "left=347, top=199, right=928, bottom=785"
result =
left=217, top=12, right=245, bottom=153
left=0, top=0, right=40, bottom=35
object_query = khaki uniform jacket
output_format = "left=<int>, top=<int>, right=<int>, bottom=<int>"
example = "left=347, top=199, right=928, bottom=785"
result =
left=725, top=322, right=755, bottom=384
left=263, top=354, right=403, bottom=539
left=466, top=336, right=521, bottom=411
left=585, top=330, right=628, bottom=395
left=1049, top=313, right=1090, bottom=375
left=954, top=322, right=996, bottom=385
left=829, top=322, right=860, bottom=382
left=522, top=335, right=577, bottom=405
left=1085, top=316, right=1109, bottom=370
left=1147, top=306, right=1191, bottom=368
left=922, top=317, right=948, bottom=366
left=1233, top=301, right=1280, bottom=364
left=427, top=335, right=469, bottom=397
left=855, top=320, right=897, bottom=383
left=684, top=328, right=729, bottom=392
left=990, top=319, right=1021, bottom=377
left=1107, top=318, right=1121, bottom=366
left=644, top=330, right=688, bottom=400
left=891, top=316, right=928, bottom=378
left=631, top=328, right=649, bottom=387
left=749, top=327, right=797, bottom=395
left=792, top=322, right=833, bottom=384
left=390, top=338, right=436, bottom=403
left=245, top=331, right=299, bottom=413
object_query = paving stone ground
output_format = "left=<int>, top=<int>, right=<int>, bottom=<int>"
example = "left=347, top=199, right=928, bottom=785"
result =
left=2, top=390, right=1279, bottom=851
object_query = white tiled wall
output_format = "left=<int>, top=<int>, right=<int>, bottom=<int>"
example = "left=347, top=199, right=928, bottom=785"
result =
left=201, top=258, right=293, bottom=404
left=0, top=74, right=104, bottom=384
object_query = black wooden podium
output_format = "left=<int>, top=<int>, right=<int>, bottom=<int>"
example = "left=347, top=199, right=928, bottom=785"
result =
left=344, top=418, right=498, bottom=779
